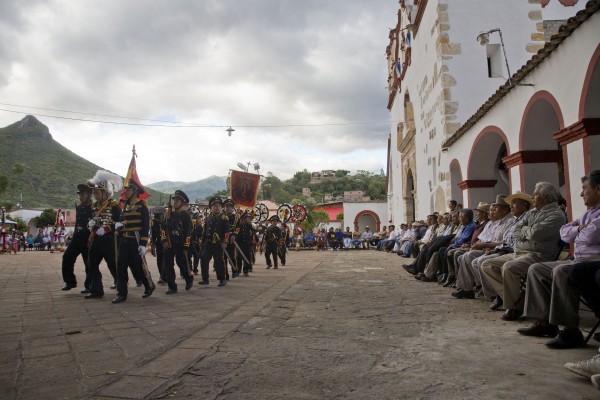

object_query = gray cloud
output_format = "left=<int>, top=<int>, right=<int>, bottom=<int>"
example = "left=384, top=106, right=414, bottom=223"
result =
left=0, top=0, right=396, bottom=182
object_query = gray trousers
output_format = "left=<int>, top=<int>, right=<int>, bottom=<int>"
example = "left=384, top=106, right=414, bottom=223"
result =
left=524, top=260, right=580, bottom=327
left=456, top=250, right=485, bottom=291
left=480, top=252, right=545, bottom=310
left=447, top=248, right=467, bottom=276
left=475, top=253, right=503, bottom=298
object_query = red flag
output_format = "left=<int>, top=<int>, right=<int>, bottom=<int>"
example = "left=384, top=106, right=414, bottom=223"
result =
left=230, top=170, right=260, bottom=208
left=121, top=145, right=150, bottom=201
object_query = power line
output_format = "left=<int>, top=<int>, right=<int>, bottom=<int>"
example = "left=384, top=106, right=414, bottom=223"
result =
left=0, top=104, right=392, bottom=129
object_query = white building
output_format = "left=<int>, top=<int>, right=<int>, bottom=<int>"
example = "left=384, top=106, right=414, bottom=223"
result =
left=386, top=0, right=589, bottom=222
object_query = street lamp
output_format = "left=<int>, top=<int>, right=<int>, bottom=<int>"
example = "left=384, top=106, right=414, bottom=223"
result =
left=476, top=28, right=513, bottom=86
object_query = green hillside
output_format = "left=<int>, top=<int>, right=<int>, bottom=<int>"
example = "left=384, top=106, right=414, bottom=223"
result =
left=0, top=115, right=165, bottom=209
left=147, top=175, right=227, bottom=203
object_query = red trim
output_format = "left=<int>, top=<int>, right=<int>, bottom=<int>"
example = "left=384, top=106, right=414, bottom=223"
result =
left=561, top=143, right=573, bottom=222
left=579, top=44, right=600, bottom=119
left=553, top=118, right=600, bottom=145
left=519, top=91, right=565, bottom=150
left=465, top=126, right=511, bottom=206
left=353, top=210, right=381, bottom=232
left=584, top=137, right=592, bottom=174
left=457, top=180, right=497, bottom=190
left=502, top=150, right=562, bottom=168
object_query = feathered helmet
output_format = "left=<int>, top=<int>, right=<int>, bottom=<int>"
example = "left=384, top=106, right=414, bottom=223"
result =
left=87, top=170, right=123, bottom=197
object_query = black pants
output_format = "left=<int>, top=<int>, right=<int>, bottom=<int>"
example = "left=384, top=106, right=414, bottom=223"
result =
left=87, top=234, right=118, bottom=295
left=225, top=243, right=237, bottom=278
left=62, top=232, right=89, bottom=288
left=265, top=242, right=278, bottom=267
left=278, top=244, right=287, bottom=265
left=415, top=235, right=454, bottom=273
left=116, top=237, right=152, bottom=298
left=569, top=261, right=600, bottom=317
left=236, top=243, right=253, bottom=274
left=201, top=244, right=226, bottom=283
left=189, top=245, right=200, bottom=273
left=152, top=241, right=165, bottom=281
left=164, top=247, right=192, bottom=291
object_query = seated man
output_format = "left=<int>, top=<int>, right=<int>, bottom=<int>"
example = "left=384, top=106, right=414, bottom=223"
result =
left=452, top=195, right=518, bottom=299
left=350, top=227, right=362, bottom=248
left=436, top=209, right=477, bottom=285
left=370, top=226, right=387, bottom=247
left=480, top=182, right=566, bottom=321
left=518, top=171, right=600, bottom=348
left=406, top=215, right=437, bottom=258
left=377, top=224, right=398, bottom=251
left=392, top=223, right=411, bottom=253
left=360, top=226, right=373, bottom=249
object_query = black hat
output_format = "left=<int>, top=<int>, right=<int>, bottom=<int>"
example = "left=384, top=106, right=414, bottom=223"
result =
left=209, top=196, right=223, bottom=207
left=124, top=180, right=145, bottom=195
left=173, top=190, right=189, bottom=204
left=77, top=184, right=92, bottom=194
left=241, top=210, right=253, bottom=219
left=269, top=215, right=280, bottom=222
left=223, top=198, right=234, bottom=207
left=152, top=206, right=164, bottom=215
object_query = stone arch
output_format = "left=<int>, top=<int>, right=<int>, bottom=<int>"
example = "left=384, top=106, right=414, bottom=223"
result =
left=463, top=127, right=511, bottom=207
left=353, top=210, right=381, bottom=233
left=449, top=159, right=463, bottom=206
left=516, top=91, right=565, bottom=194
left=434, top=186, right=446, bottom=214
left=405, top=168, right=416, bottom=223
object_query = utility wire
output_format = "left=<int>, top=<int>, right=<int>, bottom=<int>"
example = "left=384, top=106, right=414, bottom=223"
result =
left=0, top=104, right=391, bottom=128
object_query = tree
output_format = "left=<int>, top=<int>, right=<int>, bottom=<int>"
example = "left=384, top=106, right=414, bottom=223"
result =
left=336, top=212, right=344, bottom=220
left=36, top=208, right=57, bottom=228
left=301, top=208, right=329, bottom=234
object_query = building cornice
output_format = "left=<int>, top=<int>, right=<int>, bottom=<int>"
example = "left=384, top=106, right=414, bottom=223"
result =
left=502, top=150, right=562, bottom=168
left=553, top=118, right=600, bottom=145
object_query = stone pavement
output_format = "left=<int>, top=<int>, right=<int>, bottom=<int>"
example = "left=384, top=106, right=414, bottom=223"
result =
left=1, top=249, right=599, bottom=399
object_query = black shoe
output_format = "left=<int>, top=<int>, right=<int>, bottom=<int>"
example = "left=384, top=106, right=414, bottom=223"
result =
left=402, top=265, right=416, bottom=275
left=136, top=282, right=142, bottom=287
left=420, top=275, right=435, bottom=282
left=193, top=271, right=198, bottom=275
left=517, top=321, right=559, bottom=337
left=438, top=273, right=447, bottom=284
left=185, top=280, right=193, bottom=290
left=198, top=280, right=209, bottom=285
left=218, top=280, right=227, bottom=287
left=243, top=272, right=249, bottom=276
left=442, top=275, right=456, bottom=287
left=489, top=296, right=504, bottom=311
left=501, top=308, right=523, bottom=321
left=282, top=263, right=285, bottom=266
left=546, top=329, right=584, bottom=349
left=85, top=293, right=103, bottom=299
left=61, top=285, right=75, bottom=291
left=111, top=296, right=127, bottom=304
left=452, top=289, right=474, bottom=299
left=110, top=285, right=116, bottom=289
left=165, top=289, right=177, bottom=295
left=80, top=289, right=90, bottom=294
left=414, top=273, right=424, bottom=281
left=142, top=285, right=155, bottom=298
left=157, top=279, right=166, bottom=285
left=266, top=265, right=272, bottom=269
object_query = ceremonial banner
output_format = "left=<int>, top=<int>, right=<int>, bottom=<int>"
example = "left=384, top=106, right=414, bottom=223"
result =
left=121, top=145, right=150, bottom=201
left=230, top=170, right=260, bottom=208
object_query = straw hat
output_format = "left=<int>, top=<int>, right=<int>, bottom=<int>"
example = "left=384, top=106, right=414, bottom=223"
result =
left=505, top=191, right=533, bottom=206
left=475, top=202, right=490, bottom=212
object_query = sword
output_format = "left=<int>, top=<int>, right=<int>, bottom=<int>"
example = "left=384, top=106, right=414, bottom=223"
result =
left=224, top=247, right=238, bottom=273
left=135, top=231, right=155, bottom=288
left=232, top=240, right=251, bottom=265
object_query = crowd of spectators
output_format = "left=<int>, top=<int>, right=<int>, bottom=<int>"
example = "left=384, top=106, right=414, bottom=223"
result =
left=395, top=172, right=600, bottom=391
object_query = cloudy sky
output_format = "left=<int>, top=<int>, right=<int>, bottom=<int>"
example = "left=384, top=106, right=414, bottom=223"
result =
left=0, top=0, right=397, bottom=184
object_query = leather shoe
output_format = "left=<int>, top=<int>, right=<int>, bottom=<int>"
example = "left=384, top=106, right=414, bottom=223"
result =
left=414, top=273, right=424, bottom=280
left=501, top=308, right=523, bottom=321
left=490, top=296, right=503, bottom=311
left=420, top=275, right=435, bottom=282
left=61, top=285, right=75, bottom=291
left=111, top=296, right=127, bottom=304
left=84, top=293, right=103, bottom=299
left=452, top=289, right=474, bottom=299
left=80, top=289, right=90, bottom=294
left=546, top=329, right=584, bottom=349
left=517, top=321, right=559, bottom=337
left=438, top=273, right=447, bottom=284
left=142, top=285, right=155, bottom=298
left=402, top=265, right=416, bottom=275
left=185, top=280, right=193, bottom=290
left=218, top=280, right=227, bottom=287
left=165, top=289, right=177, bottom=295
left=442, top=275, right=456, bottom=287
left=198, top=281, right=209, bottom=285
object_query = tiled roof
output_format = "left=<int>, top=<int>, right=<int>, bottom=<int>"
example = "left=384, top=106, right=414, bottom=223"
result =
left=442, top=0, right=600, bottom=149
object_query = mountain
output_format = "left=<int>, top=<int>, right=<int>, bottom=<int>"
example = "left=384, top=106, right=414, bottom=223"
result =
left=0, top=115, right=166, bottom=209
left=147, top=175, right=227, bottom=203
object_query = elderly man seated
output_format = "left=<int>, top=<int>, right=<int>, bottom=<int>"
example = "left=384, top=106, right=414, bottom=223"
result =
left=452, top=196, right=516, bottom=298
left=517, top=171, right=600, bottom=348
left=376, top=224, right=398, bottom=251
left=360, top=226, right=374, bottom=249
left=480, top=182, right=566, bottom=321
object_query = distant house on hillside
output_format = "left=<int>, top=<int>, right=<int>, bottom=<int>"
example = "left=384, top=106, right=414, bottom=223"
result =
left=343, top=190, right=371, bottom=202
left=310, top=170, right=337, bottom=184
